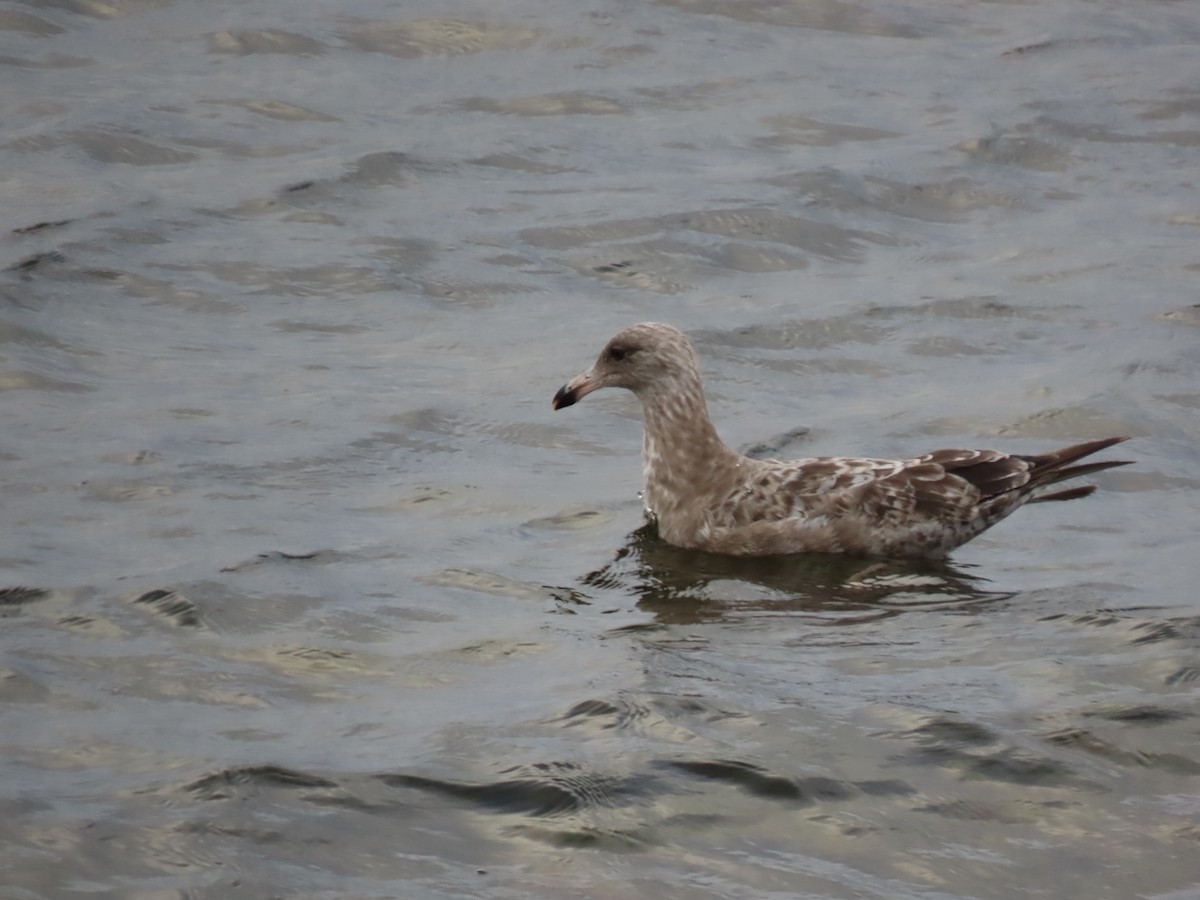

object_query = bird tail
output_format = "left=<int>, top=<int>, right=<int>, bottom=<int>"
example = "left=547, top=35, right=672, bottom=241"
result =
left=1024, top=436, right=1133, bottom=500
left=1028, top=484, right=1097, bottom=503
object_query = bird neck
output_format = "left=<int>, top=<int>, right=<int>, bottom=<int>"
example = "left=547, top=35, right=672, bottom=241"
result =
left=636, top=373, right=743, bottom=516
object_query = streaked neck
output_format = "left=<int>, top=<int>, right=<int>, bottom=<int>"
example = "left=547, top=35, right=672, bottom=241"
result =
left=636, top=371, right=741, bottom=515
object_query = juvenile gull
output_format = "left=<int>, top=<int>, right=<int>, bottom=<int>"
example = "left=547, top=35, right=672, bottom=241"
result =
left=552, top=322, right=1132, bottom=559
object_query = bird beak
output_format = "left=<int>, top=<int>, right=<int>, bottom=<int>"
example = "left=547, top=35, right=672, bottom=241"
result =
left=552, top=369, right=599, bottom=410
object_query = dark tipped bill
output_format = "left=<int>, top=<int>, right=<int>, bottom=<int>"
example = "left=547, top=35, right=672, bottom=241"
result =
left=552, top=383, right=578, bottom=410
left=551, top=371, right=598, bottom=410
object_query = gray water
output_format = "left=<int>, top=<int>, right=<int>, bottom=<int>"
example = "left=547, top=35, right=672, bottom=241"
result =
left=3, top=0, right=1200, bottom=897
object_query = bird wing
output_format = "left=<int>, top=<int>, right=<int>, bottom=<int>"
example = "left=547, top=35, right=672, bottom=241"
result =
left=700, top=452, right=1024, bottom=557
left=717, top=450, right=1035, bottom=530
left=702, top=443, right=1125, bottom=557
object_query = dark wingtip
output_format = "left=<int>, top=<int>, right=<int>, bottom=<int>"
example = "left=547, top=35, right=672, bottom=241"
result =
left=552, top=384, right=577, bottom=411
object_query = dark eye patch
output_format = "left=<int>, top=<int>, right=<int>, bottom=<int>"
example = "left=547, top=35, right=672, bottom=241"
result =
left=606, top=343, right=633, bottom=361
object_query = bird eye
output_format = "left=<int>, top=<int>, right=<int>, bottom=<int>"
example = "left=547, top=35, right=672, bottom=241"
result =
left=607, top=345, right=628, bottom=361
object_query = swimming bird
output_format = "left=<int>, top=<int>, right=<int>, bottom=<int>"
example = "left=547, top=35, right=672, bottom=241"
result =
left=552, top=322, right=1132, bottom=558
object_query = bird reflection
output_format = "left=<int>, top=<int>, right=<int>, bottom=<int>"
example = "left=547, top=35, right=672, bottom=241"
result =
left=575, top=524, right=1009, bottom=626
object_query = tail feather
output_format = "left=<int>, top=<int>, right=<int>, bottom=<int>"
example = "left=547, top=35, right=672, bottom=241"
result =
left=1036, top=458, right=1134, bottom=486
left=1028, top=484, right=1097, bottom=503
left=1027, top=436, right=1130, bottom=476
left=1021, top=436, right=1132, bottom=501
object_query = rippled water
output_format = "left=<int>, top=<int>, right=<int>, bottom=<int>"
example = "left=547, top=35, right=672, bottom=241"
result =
left=3, top=0, right=1200, bottom=897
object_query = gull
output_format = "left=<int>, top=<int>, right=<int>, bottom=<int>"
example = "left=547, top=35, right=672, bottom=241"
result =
left=552, top=322, right=1132, bottom=558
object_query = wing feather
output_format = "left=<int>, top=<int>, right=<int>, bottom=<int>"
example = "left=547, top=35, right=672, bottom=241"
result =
left=704, top=440, right=1129, bottom=557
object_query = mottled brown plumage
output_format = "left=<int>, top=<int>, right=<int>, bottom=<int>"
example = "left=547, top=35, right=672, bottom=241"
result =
left=552, top=322, right=1132, bottom=559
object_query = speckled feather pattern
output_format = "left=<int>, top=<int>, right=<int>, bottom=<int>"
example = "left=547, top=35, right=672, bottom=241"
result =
left=553, top=323, right=1132, bottom=559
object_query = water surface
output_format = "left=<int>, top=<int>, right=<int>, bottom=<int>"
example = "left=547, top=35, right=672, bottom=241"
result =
left=3, top=0, right=1199, bottom=897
